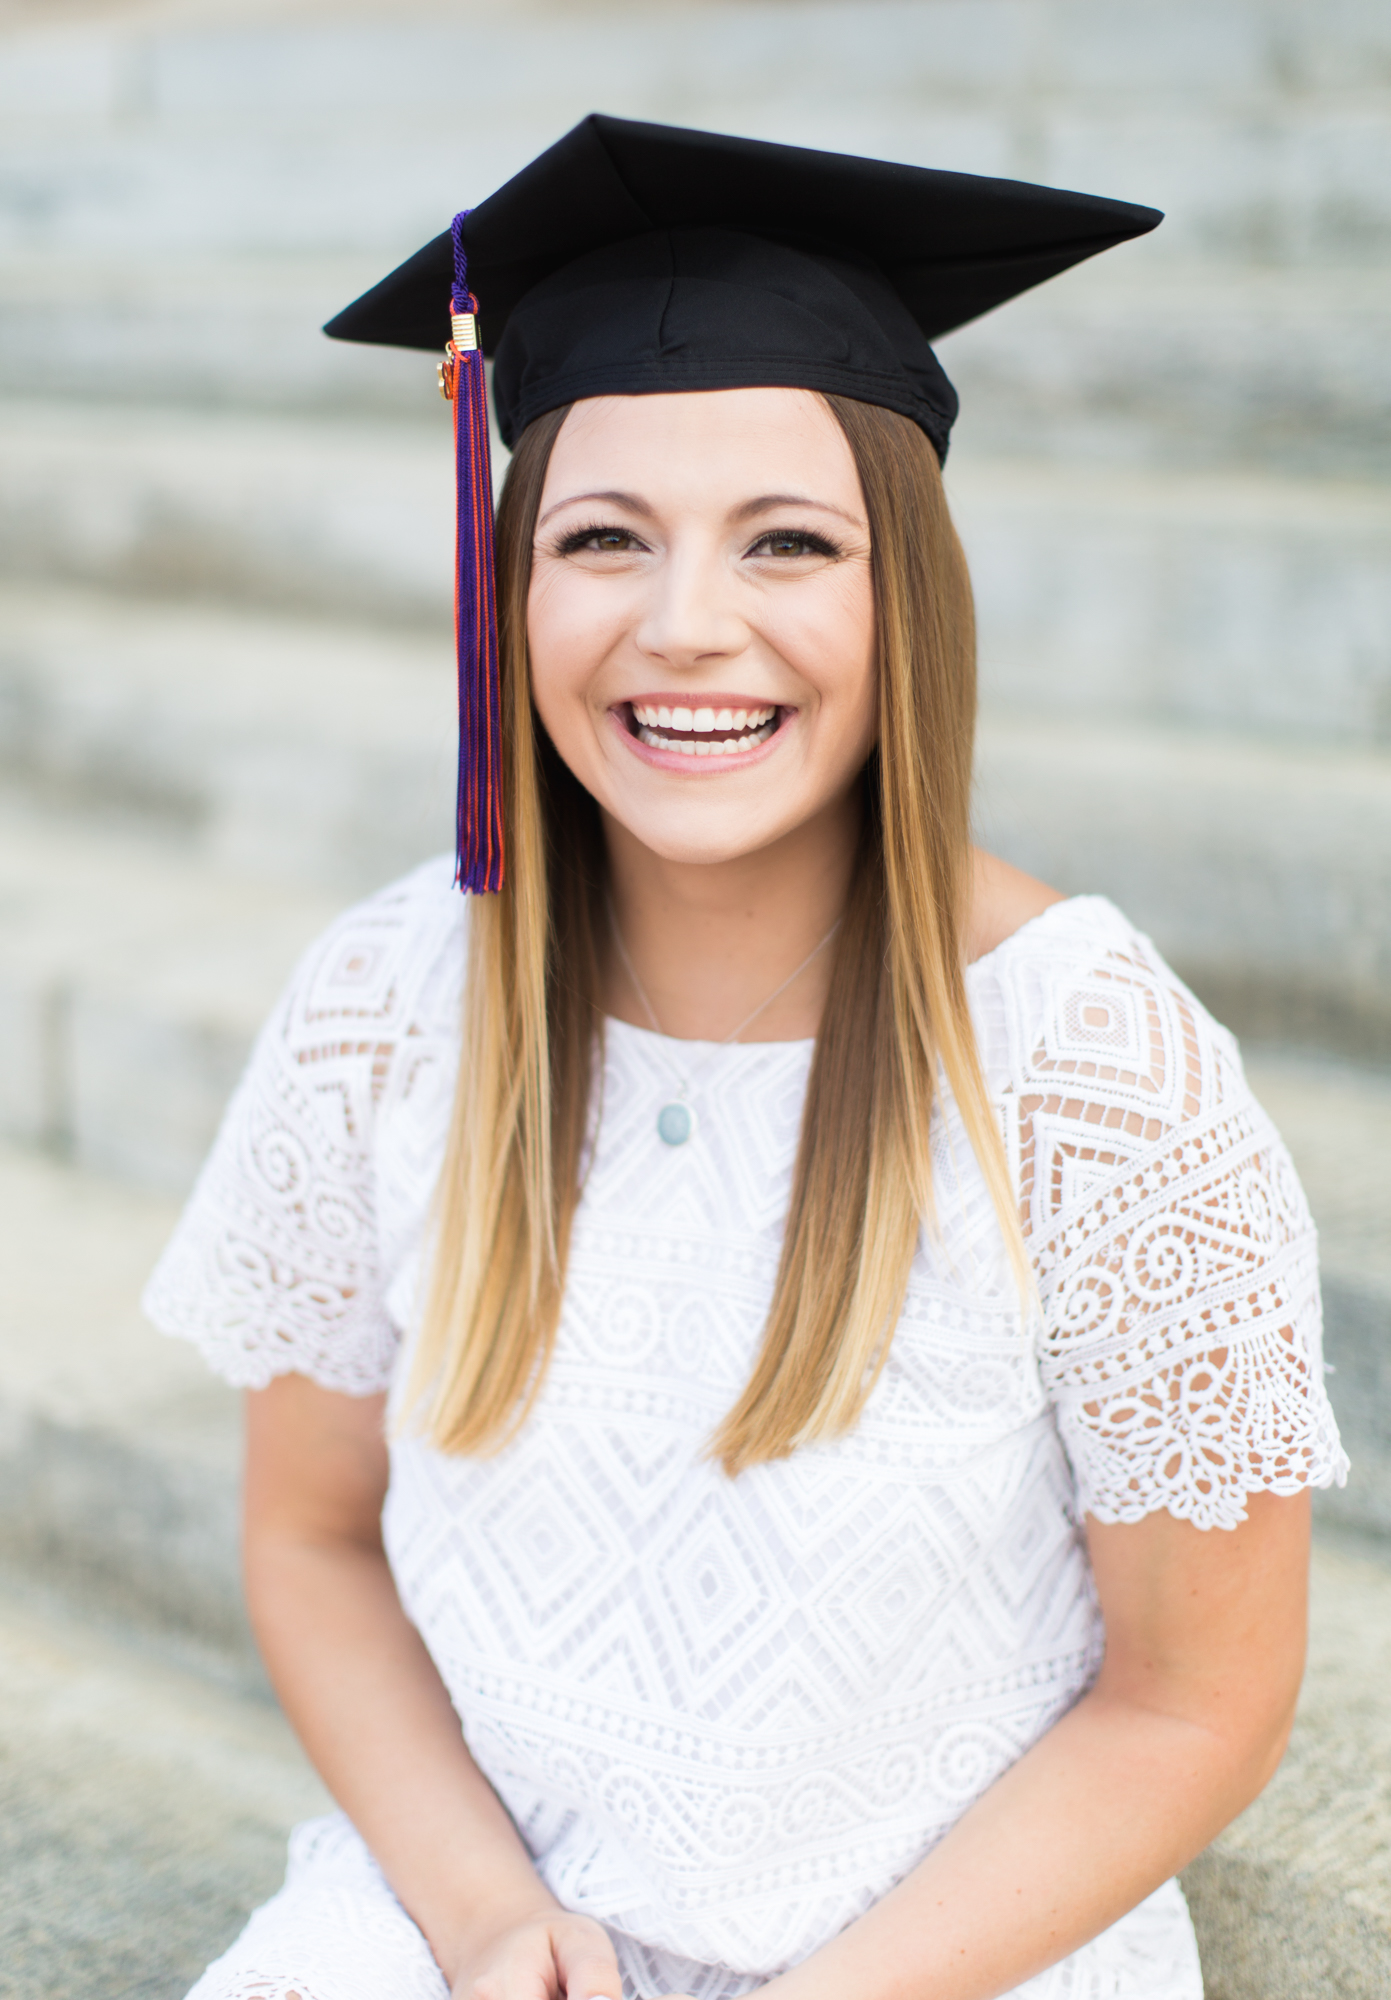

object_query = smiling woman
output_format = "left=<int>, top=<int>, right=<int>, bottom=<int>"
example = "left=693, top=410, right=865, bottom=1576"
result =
left=143, top=116, right=1346, bottom=2000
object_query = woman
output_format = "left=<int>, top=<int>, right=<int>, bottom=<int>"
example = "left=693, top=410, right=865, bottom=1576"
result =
left=145, top=116, right=1346, bottom=2000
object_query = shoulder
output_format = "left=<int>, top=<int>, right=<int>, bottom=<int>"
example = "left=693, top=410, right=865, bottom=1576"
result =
left=141, top=855, right=466, bottom=1392
left=966, top=848, right=1066, bottom=964
left=967, top=884, right=1243, bottom=1126
left=271, top=852, right=466, bottom=1064
left=199, top=848, right=466, bottom=1228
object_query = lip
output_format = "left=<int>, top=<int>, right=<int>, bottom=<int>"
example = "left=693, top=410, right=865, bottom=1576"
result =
left=608, top=697, right=792, bottom=775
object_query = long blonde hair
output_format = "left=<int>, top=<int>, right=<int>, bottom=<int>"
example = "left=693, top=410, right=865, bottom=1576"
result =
left=406, top=393, right=1025, bottom=1474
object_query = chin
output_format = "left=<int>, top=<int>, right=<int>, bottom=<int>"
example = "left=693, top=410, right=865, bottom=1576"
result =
left=628, top=831, right=772, bottom=868
left=612, top=807, right=790, bottom=869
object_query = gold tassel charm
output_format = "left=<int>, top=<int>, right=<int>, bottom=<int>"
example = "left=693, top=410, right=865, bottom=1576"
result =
left=438, top=311, right=478, bottom=399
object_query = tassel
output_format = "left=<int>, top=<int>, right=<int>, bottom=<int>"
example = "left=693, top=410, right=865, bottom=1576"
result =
left=441, top=209, right=504, bottom=894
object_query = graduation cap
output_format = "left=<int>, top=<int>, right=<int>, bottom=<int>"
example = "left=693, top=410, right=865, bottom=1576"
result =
left=325, top=114, right=1161, bottom=894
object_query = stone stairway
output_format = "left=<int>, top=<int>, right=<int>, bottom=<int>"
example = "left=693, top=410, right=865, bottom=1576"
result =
left=2, top=0, right=1388, bottom=1067
left=0, top=0, right=1388, bottom=1989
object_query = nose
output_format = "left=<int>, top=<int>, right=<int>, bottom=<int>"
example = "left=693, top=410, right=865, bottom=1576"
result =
left=633, top=537, right=749, bottom=668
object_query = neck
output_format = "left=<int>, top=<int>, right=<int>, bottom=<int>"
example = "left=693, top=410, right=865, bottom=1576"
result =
left=602, top=791, right=860, bottom=1043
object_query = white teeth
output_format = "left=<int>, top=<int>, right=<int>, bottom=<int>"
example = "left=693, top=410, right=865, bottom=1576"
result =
left=630, top=702, right=777, bottom=732
left=636, top=720, right=778, bottom=757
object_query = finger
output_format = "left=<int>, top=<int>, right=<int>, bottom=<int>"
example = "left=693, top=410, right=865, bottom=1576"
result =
left=553, top=1928, right=621, bottom=2000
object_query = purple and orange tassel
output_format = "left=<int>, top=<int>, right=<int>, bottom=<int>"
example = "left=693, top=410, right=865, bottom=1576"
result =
left=439, top=210, right=504, bottom=894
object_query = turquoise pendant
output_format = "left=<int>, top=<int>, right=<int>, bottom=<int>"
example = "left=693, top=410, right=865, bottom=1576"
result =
left=657, top=1101, right=694, bottom=1146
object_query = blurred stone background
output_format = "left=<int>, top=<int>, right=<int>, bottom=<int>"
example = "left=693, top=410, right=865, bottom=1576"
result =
left=0, top=0, right=1388, bottom=1994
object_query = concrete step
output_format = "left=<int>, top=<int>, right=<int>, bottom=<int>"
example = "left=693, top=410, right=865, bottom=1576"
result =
left=0, top=793, right=340, bottom=1186
left=5, top=253, right=1387, bottom=481
left=0, top=1125, right=1387, bottom=1996
left=0, top=400, right=454, bottom=630
left=1181, top=1524, right=1391, bottom=1999
left=0, top=250, right=444, bottom=419
left=0, top=1566, right=331, bottom=1998
left=0, top=582, right=456, bottom=897
left=939, top=260, right=1391, bottom=483
left=974, top=712, right=1391, bottom=1060
left=2, top=0, right=1388, bottom=271
left=1243, top=1052, right=1391, bottom=1544
left=0, top=1136, right=256, bottom=1671
left=0, top=1142, right=248, bottom=1656
left=4, top=404, right=1388, bottom=747
left=951, top=457, right=1391, bottom=746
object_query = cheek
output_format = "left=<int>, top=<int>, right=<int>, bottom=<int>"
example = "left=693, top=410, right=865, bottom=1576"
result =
left=526, top=567, right=621, bottom=720
left=775, top=567, right=877, bottom=724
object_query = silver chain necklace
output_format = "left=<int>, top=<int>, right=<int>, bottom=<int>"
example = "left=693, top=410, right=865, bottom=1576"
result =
left=608, top=905, right=841, bottom=1146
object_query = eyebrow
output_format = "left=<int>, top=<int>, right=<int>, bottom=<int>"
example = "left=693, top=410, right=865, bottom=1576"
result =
left=730, top=493, right=864, bottom=527
left=537, top=489, right=652, bottom=528
left=537, top=488, right=865, bottom=529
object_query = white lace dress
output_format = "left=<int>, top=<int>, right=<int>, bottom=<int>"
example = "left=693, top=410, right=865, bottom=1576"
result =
left=144, top=858, right=1347, bottom=2000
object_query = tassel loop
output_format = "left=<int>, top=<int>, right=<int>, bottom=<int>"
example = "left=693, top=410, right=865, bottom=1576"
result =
left=448, top=211, right=504, bottom=894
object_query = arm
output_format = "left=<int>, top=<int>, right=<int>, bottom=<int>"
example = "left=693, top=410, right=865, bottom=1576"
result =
left=750, top=1489, right=1309, bottom=2000
left=243, top=1373, right=622, bottom=2000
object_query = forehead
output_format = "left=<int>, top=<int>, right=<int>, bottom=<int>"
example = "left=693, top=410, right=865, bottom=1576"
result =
left=542, top=388, right=862, bottom=506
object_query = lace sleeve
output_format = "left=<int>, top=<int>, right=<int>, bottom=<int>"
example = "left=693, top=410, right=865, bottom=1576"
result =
left=1006, top=912, right=1348, bottom=1531
left=142, top=865, right=458, bottom=1395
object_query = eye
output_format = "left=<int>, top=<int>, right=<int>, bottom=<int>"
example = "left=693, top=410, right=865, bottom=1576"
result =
left=747, top=528, right=840, bottom=561
left=553, top=522, right=647, bottom=556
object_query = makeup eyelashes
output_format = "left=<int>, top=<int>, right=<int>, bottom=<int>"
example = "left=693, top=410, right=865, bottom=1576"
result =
left=552, top=521, right=644, bottom=556
left=750, top=529, right=840, bottom=559
left=549, top=523, right=844, bottom=559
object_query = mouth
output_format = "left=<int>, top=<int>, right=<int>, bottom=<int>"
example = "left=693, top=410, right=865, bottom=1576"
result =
left=620, top=699, right=784, bottom=760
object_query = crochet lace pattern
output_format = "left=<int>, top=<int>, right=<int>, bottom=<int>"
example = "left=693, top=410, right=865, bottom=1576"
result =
left=988, top=904, right=1337, bottom=1530
left=147, top=862, right=1343, bottom=2000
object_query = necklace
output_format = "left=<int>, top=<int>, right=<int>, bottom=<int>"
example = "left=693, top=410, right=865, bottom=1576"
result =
left=608, top=906, right=841, bottom=1146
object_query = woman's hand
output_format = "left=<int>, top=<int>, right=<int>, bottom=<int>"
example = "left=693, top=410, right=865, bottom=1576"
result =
left=449, top=1908, right=621, bottom=2000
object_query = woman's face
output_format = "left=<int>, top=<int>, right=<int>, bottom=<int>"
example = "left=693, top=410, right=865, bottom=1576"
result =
left=527, top=387, right=877, bottom=868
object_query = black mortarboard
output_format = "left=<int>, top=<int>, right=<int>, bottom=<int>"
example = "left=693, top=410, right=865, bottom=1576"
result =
left=326, top=112, right=1160, bottom=460
left=323, top=115, right=1161, bottom=892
